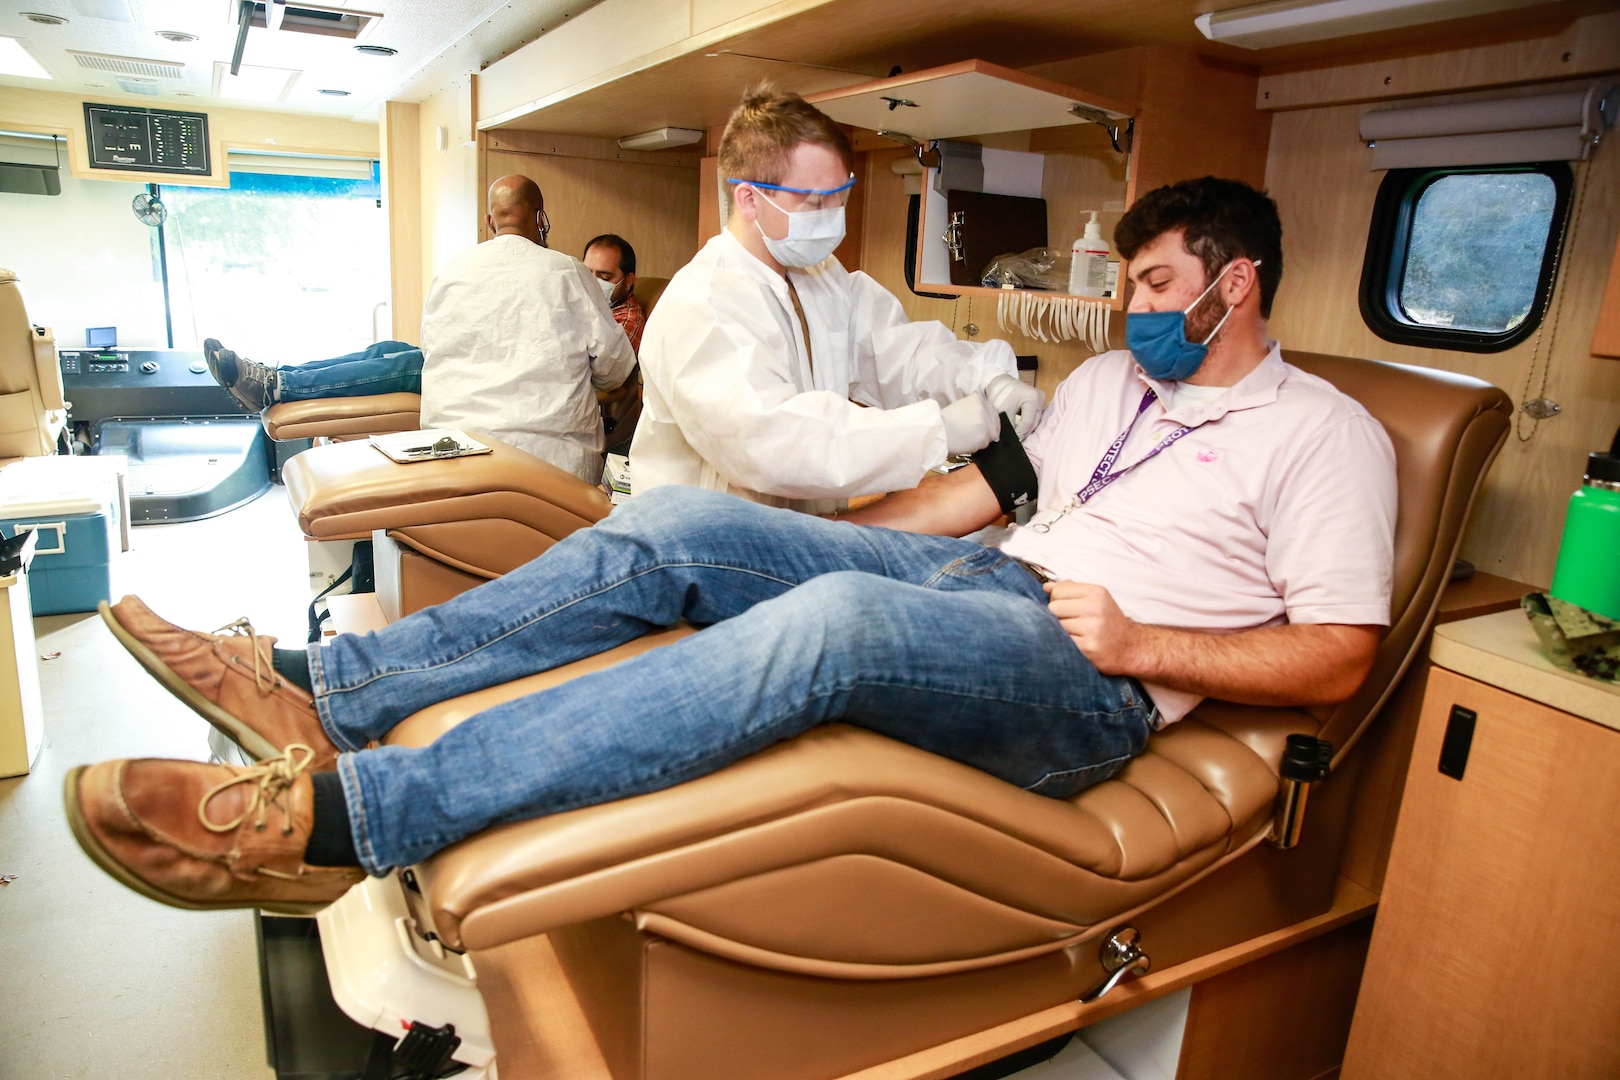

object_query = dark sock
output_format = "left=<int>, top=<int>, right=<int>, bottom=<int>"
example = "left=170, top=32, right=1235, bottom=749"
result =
left=272, top=648, right=312, bottom=693
left=305, top=771, right=359, bottom=867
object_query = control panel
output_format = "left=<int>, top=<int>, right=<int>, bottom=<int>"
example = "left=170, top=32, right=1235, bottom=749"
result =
left=58, top=348, right=253, bottom=447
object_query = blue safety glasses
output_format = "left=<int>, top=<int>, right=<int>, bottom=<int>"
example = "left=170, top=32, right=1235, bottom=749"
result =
left=726, top=174, right=857, bottom=205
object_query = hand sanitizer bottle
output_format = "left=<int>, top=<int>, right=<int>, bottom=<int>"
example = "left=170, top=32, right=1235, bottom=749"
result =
left=1068, top=211, right=1112, bottom=297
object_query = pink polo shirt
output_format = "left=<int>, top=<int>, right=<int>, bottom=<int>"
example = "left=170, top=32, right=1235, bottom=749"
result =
left=999, top=344, right=1397, bottom=723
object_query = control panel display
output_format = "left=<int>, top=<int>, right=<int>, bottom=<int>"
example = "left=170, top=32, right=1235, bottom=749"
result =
left=84, top=103, right=210, bottom=176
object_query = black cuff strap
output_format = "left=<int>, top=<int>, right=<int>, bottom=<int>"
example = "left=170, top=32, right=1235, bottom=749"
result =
left=970, top=413, right=1039, bottom=515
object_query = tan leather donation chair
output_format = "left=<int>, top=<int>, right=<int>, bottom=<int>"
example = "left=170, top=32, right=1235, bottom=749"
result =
left=261, top=276, right=670, bottom=445
left=351, top=352, right=1513, bottom=1080
left=283, top=433, right=611, bottom=619
left=0, top=268, right=67, bottom=462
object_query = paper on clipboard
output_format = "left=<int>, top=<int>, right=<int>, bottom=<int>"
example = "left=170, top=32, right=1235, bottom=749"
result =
left=369, top=428, right=494, bottom=464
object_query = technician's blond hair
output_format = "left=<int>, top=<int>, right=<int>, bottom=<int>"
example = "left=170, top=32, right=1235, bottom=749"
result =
left=718, top=85, right=855, bottom=210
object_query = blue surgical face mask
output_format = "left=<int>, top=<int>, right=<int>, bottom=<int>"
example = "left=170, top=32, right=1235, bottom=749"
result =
left=751, top=188, right=846, bottom=268
left=1125, top=259, right=1260, bottom=381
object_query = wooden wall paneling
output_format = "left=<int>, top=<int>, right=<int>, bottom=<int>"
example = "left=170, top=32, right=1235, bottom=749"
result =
left=1256, top=10, right=1620, bottom=111
left=1037, top=47, right=1272, bottom=197
left=699, top=157, right=721, bottom=246
left=1175, top=918, right=1372, bottom=1080
left=1262, top=89, right=1620, bottom=586
left=474, top=74, right=490, bottom=245
left=1133, top=48, right=1272, bottom=196
left=482, top=142, right=701, bottom=281
left=1341, top=668, right=1620, bottom=1079
left=383, top=100, right=425, bottom=342
left=1592, top=224, right=1620, bottom=358
left=834, top=149, right=868, bottom=274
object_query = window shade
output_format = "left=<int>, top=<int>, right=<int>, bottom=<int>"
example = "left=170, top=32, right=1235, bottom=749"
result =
left=1360, top=83, right=1615, bottom=169
left=226, top=150, right=376, bottom=180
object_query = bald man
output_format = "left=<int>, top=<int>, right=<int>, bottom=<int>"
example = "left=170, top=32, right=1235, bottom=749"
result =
left=418, top=175, right=636, bottom=481
left=202, top=175, right=636, bottom=484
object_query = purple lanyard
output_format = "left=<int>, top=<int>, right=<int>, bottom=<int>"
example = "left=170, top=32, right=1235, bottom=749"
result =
left=1075, top=389, right=1191, bottom=505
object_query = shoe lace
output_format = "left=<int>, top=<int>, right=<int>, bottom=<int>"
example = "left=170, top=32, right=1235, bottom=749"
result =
left=198, top=744, right=316, bottom=838
left=213, top=615, right=277, bottom=693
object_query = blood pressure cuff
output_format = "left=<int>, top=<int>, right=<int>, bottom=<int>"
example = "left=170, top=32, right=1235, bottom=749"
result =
left=971, top=413, right=1039, bottom=515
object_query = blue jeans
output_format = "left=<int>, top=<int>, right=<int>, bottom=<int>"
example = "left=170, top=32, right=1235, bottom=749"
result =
left=308, top=487, right=1156, bottom=874
left=277, top=341, right=423, bottom=401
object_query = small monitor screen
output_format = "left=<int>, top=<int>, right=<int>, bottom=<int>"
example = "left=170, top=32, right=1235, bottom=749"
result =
left=86, top=326, right=117, bottom=348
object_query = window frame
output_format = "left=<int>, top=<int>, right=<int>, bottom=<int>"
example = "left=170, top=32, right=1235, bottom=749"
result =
left=1358, top=161, right=1573, bottom=353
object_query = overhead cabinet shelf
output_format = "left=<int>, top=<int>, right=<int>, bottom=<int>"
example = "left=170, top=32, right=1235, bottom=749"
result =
left=808, top=60, right=1134, bottom=144
left=810, top=61, right=1138, bottom=312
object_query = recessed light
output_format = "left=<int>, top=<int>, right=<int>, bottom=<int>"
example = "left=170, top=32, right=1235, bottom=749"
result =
left=317, top=88, right=350, bottom=96
left=353, top=44, right=396, bottom=57
left=0, top=36, right=52, bottom=79
left=155, top=30, right=197, bottom=43
left=21, top=13, right=67, bottom=26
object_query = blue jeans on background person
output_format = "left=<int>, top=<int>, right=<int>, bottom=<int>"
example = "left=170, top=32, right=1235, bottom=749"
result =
left=308, top=487, right=1157, bottom=874
left=276, top=340, right=424, bottom=401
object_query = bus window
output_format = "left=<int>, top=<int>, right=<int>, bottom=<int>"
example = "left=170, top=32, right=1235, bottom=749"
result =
left=1359, top=163, right=1572, bottom=352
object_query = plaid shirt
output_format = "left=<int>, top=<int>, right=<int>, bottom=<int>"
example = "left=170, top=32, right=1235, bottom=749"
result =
left=612, top=293, right=645, bottom=356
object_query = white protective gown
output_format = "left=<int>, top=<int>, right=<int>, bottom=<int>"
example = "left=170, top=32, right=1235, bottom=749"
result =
left=420, top=234, right=637, bottom=483
left=630, top=231, right=1017, bottom=514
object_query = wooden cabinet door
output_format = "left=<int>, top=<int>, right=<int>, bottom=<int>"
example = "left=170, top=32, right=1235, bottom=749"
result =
left=1342, top=667, right=1620, bottom=1079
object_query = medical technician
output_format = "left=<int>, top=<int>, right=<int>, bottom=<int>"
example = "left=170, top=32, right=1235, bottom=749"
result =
left=420, top=174, right=637, bottom=484
left=630, top=87, right=1044, bottom=513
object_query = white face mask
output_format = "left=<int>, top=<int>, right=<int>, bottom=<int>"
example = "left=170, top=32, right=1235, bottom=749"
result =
left=751, top=187, right=845, bottom=268
left=597, top=276, right=617, bottom=303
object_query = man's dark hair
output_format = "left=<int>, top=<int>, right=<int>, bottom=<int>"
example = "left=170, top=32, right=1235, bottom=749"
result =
left=583, top=233, right=636, bottom=275
left=1114, top=177, right=1283, bottom=318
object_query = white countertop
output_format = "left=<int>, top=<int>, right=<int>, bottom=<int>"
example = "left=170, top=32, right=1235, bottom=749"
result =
left=1431, top=608, right=1620, bottom=731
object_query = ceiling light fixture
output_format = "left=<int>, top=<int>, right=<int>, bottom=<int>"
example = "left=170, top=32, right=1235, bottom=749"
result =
left=1194, top=0, right=1562, bottom=49
left=155, top=30, right=197, bottom=43
left=21, top=13, right=68, bottom=25
left=212, top=60, right=299, bottom=102
left=617, top=127, right=705, bottom=151
left=0, top=37, right=52, bottom=79
left=353, top=44, right=396, bottom=57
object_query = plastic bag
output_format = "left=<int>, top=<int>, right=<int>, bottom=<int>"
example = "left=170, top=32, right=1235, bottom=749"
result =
left=980, top=246, right=1069, bottom=290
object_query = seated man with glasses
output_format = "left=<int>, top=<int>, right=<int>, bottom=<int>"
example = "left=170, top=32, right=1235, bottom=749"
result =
left=630, top=86, right=1044, bottom=515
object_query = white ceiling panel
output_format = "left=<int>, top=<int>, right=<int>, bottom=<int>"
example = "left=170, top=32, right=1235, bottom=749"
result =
left=0, top=0, right=601, bottom=122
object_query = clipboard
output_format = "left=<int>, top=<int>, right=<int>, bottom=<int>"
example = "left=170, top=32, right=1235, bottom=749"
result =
left=369, top=429, right=494, bottom=464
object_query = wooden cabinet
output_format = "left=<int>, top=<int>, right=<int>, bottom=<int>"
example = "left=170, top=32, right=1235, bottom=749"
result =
left=1342, top=613, right=1620, bottom=1079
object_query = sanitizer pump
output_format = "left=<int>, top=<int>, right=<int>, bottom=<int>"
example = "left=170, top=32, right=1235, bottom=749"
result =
left=1069, top=211, right=1113, bottom=298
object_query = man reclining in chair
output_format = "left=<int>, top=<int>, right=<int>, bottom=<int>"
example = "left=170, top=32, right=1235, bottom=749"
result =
left=65, top=177, right=1398, bottom=914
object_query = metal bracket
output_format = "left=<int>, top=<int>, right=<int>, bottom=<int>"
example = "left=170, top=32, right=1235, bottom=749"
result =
left=942, top=209, right=966, bottom=264
left=1068, top=104, right=1134, bottom=155
left=1079, top=927, right=1151, bottom=1003
left=878, top=129, right=942, bottom=169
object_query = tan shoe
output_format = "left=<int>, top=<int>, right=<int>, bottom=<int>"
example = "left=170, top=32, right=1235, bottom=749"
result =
left=65, top=746, right=364, bottom=915
left=101, top=595, right=340, bottom=770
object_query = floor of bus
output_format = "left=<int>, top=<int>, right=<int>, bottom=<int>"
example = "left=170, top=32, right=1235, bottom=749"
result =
left=0, top=486, right=308, bottom=1080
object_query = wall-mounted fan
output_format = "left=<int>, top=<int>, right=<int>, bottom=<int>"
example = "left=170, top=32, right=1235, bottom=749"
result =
left=132, top=191, right=167, bottom=226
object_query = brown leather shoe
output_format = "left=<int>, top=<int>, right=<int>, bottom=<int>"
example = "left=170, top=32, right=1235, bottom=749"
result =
left=101, top=595, right=340, bottom=770
left=65, top=746, right=364, bottom=914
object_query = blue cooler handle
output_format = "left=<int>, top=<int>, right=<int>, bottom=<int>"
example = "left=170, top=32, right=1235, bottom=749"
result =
left=9, top=522, right=64, bottom=556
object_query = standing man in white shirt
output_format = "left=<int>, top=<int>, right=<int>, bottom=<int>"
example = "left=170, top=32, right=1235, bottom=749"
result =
left=420, top=174, right=637, bottom=483
left=631, top=87, right=1043, bottom=514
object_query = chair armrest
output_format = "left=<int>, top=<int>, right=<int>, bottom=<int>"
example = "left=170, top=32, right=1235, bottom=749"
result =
left=282, top=432, right=612, bottom=574
left=33, top=326, right=63, bottom=411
